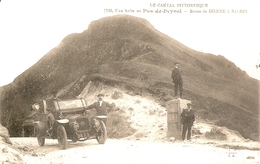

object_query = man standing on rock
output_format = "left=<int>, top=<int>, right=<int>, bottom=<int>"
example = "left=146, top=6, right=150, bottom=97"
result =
left=171, top=62, right=183, bottom=99
left=181, top=103, right=195, bottom=141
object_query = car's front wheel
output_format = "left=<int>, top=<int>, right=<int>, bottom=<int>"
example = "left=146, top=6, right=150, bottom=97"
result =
left=96, top=121, right=107, bottom=144
left=57, top=125, right=68, bottom=149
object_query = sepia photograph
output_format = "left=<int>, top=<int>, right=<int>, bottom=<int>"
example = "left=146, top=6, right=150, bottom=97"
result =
left=0, top=0, right=259, bottom=163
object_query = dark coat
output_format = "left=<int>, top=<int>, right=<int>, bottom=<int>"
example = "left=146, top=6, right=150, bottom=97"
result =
left=171, top=67, right=182, bottom=84
left=181, top=109, right=195, bottom=125
left=86, top=101, right=113, bottom=116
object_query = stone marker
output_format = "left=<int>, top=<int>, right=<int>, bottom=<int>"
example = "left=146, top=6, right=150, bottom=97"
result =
left=166, top=98, right=191, bottom=140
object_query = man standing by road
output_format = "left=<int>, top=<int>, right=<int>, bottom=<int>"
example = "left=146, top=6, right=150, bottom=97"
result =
left=86, top=93, right=114, bottom=125
left=181, top=102, right=195, bottom=141
left=171, top=62, right=183, bottom=99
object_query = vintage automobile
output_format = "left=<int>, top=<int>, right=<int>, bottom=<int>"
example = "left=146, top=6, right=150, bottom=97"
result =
left=31, top=98, right=107, bottom=149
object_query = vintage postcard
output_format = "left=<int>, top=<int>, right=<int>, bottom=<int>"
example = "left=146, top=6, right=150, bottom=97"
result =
left=0, top=0, right=259, bottom=163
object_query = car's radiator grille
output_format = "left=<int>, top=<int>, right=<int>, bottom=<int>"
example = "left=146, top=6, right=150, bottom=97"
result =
left=77, top=118, right=89, bottom=130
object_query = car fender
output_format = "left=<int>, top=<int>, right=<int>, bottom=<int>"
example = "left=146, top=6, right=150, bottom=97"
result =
left=57, top=119, right=69, bottom=124
left=96, top=115, right=107, bottom=119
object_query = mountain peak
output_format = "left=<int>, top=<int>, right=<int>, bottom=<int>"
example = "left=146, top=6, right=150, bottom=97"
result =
left=88, top=15, right=154, bottom=32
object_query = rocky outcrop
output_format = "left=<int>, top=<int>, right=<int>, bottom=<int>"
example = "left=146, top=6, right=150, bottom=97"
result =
left=0, top=123, right=12, bottom=145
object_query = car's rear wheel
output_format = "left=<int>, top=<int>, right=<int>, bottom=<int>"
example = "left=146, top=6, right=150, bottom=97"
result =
left=57, top=125, right=68, bottom=149
left=96, top=121, right=107, bottom=144
left=35, top=125, right=45, bottom=146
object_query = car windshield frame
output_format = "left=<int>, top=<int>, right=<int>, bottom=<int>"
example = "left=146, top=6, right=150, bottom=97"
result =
left=53, top=98, right=87, bottom=113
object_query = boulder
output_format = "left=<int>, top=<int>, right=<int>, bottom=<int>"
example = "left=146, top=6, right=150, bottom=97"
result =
left=0, top=124, right=12, bottom=145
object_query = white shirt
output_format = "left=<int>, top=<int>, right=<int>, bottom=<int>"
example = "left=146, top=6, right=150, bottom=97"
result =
left=99, top=101, right=103, bottom=106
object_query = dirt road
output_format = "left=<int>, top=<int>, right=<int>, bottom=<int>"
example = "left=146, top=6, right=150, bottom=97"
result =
left=9, top=137, right=259, bottom=164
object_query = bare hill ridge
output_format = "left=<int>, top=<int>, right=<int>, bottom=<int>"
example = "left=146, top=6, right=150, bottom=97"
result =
left=0, top=14, right=258, bottom=140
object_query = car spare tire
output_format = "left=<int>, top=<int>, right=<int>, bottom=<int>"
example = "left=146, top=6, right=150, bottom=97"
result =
left=36, top=125, right=45, bottom=146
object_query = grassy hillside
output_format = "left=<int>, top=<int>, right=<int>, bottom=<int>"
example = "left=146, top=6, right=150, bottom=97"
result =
left=0, top=15, right=258, bottom=140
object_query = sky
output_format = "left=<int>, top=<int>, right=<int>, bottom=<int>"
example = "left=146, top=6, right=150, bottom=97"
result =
left=0, top=0, right=259, bottom=87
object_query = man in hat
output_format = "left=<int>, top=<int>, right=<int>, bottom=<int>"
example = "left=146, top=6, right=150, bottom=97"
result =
left=171, top=62, right=183, bottom=98
left=86, top=94, right=115, bottom=125
left=181, top=102, right=195, bottom=141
